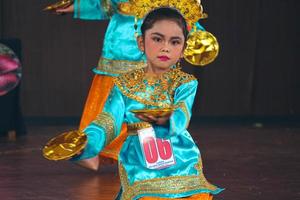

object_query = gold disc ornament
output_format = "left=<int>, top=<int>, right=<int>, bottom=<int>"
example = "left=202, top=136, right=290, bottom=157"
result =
left=43, top=130, right=87, bottom=161
left=184, top=30, right=219, bottom=66
left=131, top=107, right=175, bottom=118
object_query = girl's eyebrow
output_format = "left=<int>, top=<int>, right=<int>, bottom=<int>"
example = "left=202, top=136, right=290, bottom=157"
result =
left=151, top=32, right=183, bottom=40
left=170, top=37, right=183, bottom=41
left=151, top=32, right=164, bottom=37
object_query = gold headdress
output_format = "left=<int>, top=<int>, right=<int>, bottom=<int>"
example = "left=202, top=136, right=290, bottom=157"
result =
left=119, top=0, right=219, bottom=66
left=127, top=0, right=207, bottom=26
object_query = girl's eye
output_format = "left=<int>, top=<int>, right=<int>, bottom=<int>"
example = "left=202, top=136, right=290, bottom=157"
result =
left=171, top=40, right=181, bottom=45
left=152, top=37, right=162, bottom=42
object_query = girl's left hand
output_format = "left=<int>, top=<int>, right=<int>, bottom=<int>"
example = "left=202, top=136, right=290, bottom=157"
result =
left=55, top=4, right=74, bottom=14
left=135, top=113, right=172, bottom=125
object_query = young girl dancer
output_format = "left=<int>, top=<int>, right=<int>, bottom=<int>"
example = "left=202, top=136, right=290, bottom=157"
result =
left=49, top=0, right=206, bottom=170
left=73, top=7, right=223, bottom=200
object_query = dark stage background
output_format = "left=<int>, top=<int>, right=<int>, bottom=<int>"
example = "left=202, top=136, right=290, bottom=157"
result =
left=0, top=0, right=299, bottom=122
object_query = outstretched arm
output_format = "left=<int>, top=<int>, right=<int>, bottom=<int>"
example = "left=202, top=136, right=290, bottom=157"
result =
left=73, top=0, right=111, bottom=20
left=55, top=4, right=74, bottom=14
left=50, top=0, right=111, bottom=20
left=71, top=85, right=125, bottom=170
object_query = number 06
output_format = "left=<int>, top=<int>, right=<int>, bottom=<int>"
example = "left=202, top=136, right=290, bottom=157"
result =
left=143, top=137, right=172, bottom=163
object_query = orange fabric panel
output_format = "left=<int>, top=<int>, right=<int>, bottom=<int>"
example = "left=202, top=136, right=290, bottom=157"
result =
left=140, top=194, right=212, bottom=200
left=79, top=74, right=127, bottom=162
left=79, top=75, right=114, bottom=131
left=100, top=124, right=128, bottom=160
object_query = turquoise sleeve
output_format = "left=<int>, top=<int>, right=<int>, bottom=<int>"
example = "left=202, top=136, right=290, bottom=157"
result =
left=72, top=85, right=125, bottom=160
left=73, top=0, right=110, bottom=20
left=169, top=80, right=198, bottom=135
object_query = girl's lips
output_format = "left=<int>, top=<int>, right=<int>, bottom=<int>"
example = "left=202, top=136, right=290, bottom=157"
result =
left=157, top=56, right=170, bottom=61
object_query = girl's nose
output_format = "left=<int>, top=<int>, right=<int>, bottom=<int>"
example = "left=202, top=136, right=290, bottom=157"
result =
left=161, top=45, right=170, bottom=53
left=160, top=41, right=171, bottom=53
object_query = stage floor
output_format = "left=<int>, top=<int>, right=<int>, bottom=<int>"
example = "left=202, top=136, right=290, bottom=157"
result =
left=0, top=124, right=299, bottom=200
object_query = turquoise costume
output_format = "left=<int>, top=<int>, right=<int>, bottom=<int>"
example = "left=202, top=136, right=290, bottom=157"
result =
left=74, top=68, right=223, bottom=199
left=73, top=0, right=204, bottom=76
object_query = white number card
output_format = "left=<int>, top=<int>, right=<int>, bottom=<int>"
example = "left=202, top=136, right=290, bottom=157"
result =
left=138, top=127, right=176, bottom=169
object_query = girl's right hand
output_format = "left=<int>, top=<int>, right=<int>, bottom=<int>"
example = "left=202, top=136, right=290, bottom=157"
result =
left=55, top=4, right=74, bottom=14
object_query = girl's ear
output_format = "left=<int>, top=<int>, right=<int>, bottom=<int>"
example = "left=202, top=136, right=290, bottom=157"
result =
left=180, top=49, right=185, bottom=58
left=180, top=43, right=187, bottom=58
left=137, top=36, right=145, bottom=52
left=180, top=51, right=184, bottom=58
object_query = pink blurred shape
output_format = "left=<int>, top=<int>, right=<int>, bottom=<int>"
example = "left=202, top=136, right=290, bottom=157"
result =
left=0, top=54, right=20, bottom=74
left=0, top=54, right=21, bottom=96
left=0, top=73, right=19, bottom=96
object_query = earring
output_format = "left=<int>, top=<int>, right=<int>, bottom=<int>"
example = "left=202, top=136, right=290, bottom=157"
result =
left=176, top=60, right=182, bottom=69
left=134, top=17, right=138, bottom=38
left=140, top=48, right=144, bottom=54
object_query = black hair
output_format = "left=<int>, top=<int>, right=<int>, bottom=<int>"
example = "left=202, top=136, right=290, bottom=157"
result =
left=141, top=7, right=189, bottom=42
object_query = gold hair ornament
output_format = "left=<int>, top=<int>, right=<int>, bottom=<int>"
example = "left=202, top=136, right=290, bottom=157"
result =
left=127, top=0, right=207, bottom=26
left=184, top=30, right=219, bottom=66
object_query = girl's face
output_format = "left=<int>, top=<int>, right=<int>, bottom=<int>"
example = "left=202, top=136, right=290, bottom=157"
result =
left=138, top=19, right=185, bottom=74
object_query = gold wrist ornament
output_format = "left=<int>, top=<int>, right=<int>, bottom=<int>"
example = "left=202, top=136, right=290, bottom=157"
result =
left=119, top=0, right=219, bottom=66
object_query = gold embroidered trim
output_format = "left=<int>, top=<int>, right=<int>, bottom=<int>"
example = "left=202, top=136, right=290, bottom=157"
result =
left=102, top=0, right=113, bottom=17
left=100, top=148, right=119, bottom=159
left=127, top=122, right=152, bottom=135
left=119, top=158, right=218, bottom=200
left=176, top=101, right=190, bottom=128
left=96, top=57, right=146, bottom=75
left=76, top=0, right=80, bottom=18
left=92, top=112, right=115, bottom=145
left=114, top=68, right=196, bottom=107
